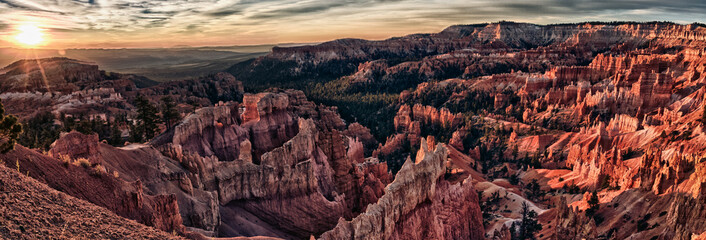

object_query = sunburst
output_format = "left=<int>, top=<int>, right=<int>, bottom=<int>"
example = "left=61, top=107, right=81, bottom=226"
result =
left=14, top=24, right=45, bottom=48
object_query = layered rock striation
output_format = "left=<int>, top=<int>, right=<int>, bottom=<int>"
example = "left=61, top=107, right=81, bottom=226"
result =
left=152, top=89, right=391, bottom=238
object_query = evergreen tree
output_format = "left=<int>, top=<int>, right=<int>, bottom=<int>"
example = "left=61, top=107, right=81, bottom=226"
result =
left=525, top=179, right=543, bottom=201
left=0, top=100, right=23, bottom=153
left=18, top=111, right=59, bottom=150
left=509, top=174, right=520, bottom=185
left=134, top=95, right=162, bottom=141
left=128, top=122, right=143, bottom=143
left=516, top=201, right=542, bottom=240
left=531, top=151, right=541, bottom=168
left=510, top=222, right=517, bottom=239
left=161, top=96, right=181, bottom=129
left=108, top=119, right=123, bottom=146
left=60, top=113, right=76, bottom=132
left=187, top=99, right=200, bottom=113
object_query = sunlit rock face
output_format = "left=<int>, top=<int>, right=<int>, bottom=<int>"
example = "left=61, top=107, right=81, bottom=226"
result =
left=1, top=81, right=390, bottom=238
left=152, top=89, right=392, bottom=238
left=319, top=138, right=484, bottom=240
left=231, top=22, right=705, bottom=90
left=4, top=21, right=706, bottom=240
left=226, top=22, right=706, bottom=239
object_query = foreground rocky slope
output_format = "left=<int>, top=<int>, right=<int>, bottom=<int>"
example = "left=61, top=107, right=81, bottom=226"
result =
left=1, top=137, right=189, bottom=235
left=0, top=164, right=182, bottom=239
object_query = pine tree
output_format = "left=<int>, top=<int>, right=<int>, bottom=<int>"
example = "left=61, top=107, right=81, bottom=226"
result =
left=134, top=95, right=162, bottom=141
left=510, top=222, right=517, bottom=239
left=128, top=122, right=143, bottom=143
left=525, top=179, right=543, bottom=201
left=0, top=99, right=23, bottom=153
left=187, top=99, right=200, bottom=113
left=516, top=201, right=542, bottom=240
left=108, top=120, right=123, bottom=146
left=161, top=96, right=181, bottom=129
left=18, top=111, right=59, bottom=150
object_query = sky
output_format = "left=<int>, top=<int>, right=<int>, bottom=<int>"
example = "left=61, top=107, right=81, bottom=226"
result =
left=0, top=0, right=704, bottom=49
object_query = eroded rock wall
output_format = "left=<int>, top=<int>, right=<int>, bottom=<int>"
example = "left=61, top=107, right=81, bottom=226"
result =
left=319, top=138, right=483, bottom=240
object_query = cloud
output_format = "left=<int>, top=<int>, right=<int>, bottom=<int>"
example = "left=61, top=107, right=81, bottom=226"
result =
left=0, top=0, right=63, bottom=13
left=0, top=0, right=703, bottom=48
left=247, top=1, right=351, bottom=20
left=204, top=9, right=242, bottom=17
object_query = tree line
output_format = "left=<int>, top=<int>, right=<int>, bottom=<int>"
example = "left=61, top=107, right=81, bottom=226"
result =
left=18, top=95, right=182, bottom=150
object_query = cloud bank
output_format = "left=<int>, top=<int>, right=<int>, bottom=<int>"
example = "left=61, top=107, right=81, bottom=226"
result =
left=0, top=0, right=703, bottom=48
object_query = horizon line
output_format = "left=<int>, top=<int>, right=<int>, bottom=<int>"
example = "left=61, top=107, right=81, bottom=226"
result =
left=1, top=20, right=704, bottom=50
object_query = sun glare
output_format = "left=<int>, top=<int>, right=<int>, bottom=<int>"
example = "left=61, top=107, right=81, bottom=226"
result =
left=14, top=24, right=45, bottom=48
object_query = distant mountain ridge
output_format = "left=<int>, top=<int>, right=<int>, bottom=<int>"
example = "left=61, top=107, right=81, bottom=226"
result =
left=230, top=21, right=705, bottom=88
left=0, top=57, right=157, bottom=93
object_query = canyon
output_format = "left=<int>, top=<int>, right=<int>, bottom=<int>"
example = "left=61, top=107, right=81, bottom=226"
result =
left=1, top=21, right=706, bottom=239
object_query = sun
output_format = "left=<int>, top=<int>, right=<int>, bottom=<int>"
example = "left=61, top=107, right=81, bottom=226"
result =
left=14, top=24, right=45, bottom=47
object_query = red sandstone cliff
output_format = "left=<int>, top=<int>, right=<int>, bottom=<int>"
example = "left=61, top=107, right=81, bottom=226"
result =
left=150, top=89, right=391, bottom=238
left=319, top=138, right=484, bottom=240
left=4, top=21, right=706, bottom=240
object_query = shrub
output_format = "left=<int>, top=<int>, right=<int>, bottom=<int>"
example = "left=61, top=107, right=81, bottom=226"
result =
left=91, top=164, right=106, bottom=176
left=509, top=174, right=520, bottom=185
left=594, top=215, right=605, bottom=225
left=73, top=158, right=91, bottom=168
left=58, top=154, right=72, bottom=167
left=636, top=213, right=651, bottom=232
left=637, top=219, right=649, bottom=232
left=564, top=183, right=581, bottom=194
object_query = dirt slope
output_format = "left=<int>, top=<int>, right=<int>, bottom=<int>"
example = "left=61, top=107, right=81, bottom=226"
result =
left=0, top=164, right=183, bottom=240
